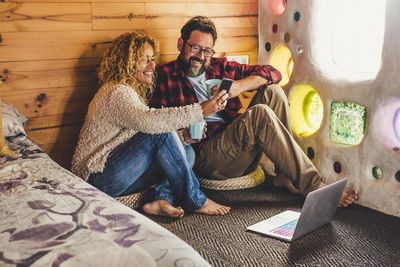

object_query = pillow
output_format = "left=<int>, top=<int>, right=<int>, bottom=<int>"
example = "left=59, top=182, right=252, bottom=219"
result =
left=1, top=100, right=27, bottom=139
left=0, top=83, right=15, bottom=156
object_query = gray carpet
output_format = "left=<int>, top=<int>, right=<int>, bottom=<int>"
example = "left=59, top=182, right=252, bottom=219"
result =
left=144, top=182, right=400, bottom=267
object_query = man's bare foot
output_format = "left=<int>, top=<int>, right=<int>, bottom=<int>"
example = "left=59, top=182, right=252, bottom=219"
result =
left=195, top=199, right=231, bottom=215
left=143, top=200, right=184, bottom=218
left=318, top=182, right=358, bottom=207
left=273, top=173, right=300, bottom=194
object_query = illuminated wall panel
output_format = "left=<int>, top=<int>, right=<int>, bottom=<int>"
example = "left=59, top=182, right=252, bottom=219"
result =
left=289, top=84, right=323, bottom=137
left=269, top=44, right=293, bottom=87
left=330, top=102, right=366, bottom=146
left=310, top=0, right=386, bottom=81
left=266, top=0, right=287, bottom=16
left=373, top=98, right=400, bottom=150
left=394, top=108, right=400, bottom=141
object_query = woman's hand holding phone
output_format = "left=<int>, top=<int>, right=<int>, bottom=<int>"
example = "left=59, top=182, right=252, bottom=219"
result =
left=200, top=91, right=228, bottom=116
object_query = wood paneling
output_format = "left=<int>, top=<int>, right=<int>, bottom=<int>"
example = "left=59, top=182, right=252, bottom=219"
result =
left=1, top=28, right=256, bottom=62
left=0, top=58, right=99, bottom=90
left=92, top=2, right=257, bottom=30
left=0, top=0, right=259, bottom=169
left=1, top=31, right=123, bottom=62
left=92, top=3, right=146, bottom=30
left=145, top=3, right=257, bottom=29
left=27, top=124, right=82, bottom=168
left=26, top=114, right=85, bottom=132
left=0, top=3, right=91, bottom=32
left=6, top=0, right=256, bottom=3
left=2, top=85, right=95, bottom=118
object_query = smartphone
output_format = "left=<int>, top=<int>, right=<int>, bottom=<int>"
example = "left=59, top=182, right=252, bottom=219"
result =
left=218, top=78, right=233, bottom=93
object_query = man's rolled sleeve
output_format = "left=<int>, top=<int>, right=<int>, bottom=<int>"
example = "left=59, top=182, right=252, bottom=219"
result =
left=224, top=60, right=282, bottom=86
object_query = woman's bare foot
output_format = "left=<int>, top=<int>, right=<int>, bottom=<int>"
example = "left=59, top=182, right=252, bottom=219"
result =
left=273, top=173, right=300, bottom=194
left=318, top=182, right=358, bottom=207
left=195, top=199, right=231, bottom=215
left=143, top=200, right=184, bottom=218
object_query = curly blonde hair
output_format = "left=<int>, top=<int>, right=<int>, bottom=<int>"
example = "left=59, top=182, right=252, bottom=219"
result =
left=98, top=32, right=160, bottom=99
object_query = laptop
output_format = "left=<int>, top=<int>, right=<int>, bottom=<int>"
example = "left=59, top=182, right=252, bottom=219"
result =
left=247, top=178, right=348, bottom=241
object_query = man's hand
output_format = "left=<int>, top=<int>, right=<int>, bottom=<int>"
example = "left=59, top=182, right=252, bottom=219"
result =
left=210, top=75, right=269, bottom=99
left=209, top=80, right=242, bottom=99
left=182, top=123, right=207, bottom=144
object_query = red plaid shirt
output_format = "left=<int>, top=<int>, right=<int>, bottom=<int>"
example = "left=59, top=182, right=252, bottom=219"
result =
left=148, top=57, right=281, bottom=149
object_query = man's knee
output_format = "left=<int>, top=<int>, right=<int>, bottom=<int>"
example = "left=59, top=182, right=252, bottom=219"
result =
left=247, top=104, right=276, bottom=123
left=265, top=84, right=288, bottom=104
left=241, top=105, right=279, bottom=150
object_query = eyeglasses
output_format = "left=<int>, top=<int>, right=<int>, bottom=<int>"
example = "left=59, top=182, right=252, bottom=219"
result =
left=184, top=40, right=215, bottom=58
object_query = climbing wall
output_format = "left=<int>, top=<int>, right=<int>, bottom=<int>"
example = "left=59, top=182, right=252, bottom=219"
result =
left=258, top=0, right=400, bottom=217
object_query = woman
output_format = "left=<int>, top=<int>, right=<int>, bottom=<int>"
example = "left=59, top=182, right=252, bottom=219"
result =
left=71, top=32, right=230, bottom=217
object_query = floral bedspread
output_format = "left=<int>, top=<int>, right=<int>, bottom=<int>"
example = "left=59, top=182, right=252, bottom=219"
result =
left=0, top=139, right=209, bottom=267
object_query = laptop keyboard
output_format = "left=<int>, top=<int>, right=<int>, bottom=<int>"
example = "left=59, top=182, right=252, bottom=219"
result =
left=269, top=219, right=298, bottom=237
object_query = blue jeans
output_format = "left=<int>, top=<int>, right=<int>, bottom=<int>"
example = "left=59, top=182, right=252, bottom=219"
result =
left=87, top=132, right=206, bottom=211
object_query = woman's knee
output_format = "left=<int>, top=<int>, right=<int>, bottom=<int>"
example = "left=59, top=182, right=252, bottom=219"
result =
left=166, top=132, right=184, bottom=148
left=184, top=145, right=196, bottom=167
left=88, top=172, right=127, bottom=197
left=148, top=132, right=173, bottom=147
left=152, top=132, right=170, bottom=141
left=169, top=132, right=195, bottom=165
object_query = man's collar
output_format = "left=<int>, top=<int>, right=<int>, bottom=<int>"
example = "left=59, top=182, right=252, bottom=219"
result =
left=205, top=59, right=220, bottom=77
left=172, top=58, right=186, bottom=77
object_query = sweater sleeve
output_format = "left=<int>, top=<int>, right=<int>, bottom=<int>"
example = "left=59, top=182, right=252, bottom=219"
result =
left=107, top=84, right=204, bottom=134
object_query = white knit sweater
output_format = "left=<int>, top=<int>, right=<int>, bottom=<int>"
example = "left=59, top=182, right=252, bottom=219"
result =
left=71, top=83, right=203, bottom=180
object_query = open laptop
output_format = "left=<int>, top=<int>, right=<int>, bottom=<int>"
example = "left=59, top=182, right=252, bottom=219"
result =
left=247, top=178, right=348, bottom=241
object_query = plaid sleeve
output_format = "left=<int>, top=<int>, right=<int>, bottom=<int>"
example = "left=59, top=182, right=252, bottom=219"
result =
left=223, top=59, right=282, bottom=85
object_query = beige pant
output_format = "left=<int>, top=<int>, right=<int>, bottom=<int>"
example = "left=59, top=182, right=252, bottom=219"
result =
left=193, top=84, right=322, bottom=195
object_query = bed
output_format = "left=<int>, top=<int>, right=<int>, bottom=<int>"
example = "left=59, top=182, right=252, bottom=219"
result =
left=0, top=100, right=210, bottom=267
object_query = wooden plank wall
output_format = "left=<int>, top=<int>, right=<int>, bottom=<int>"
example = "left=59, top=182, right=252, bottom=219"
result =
left=0, top=0, right=259, bottom=169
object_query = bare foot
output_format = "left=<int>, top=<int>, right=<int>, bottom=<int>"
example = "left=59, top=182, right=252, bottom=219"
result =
left=273, top=173, right=300, bottom=194
left=318, top=182, right=358, bottom=207
left=143, top=200, right=184, bottom=218
left=195, top=199, right=231, bottom=215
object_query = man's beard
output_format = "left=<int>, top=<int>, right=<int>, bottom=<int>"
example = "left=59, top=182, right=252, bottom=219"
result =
left=179, top=54, right=209, bottom=77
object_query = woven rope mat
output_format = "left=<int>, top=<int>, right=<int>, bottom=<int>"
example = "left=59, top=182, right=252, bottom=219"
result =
left=115, top=188, right=149, bottom=209
left=198, top=165, right=265, bottom=190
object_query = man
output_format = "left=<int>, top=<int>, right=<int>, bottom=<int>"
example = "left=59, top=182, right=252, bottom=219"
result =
left=149, top=16, right=358, bottom=207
